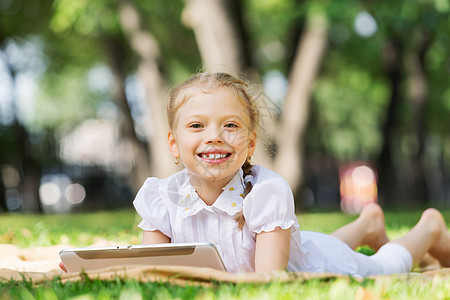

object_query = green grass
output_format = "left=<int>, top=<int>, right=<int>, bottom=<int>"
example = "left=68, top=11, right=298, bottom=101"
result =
left=1, top=208, right=449, bottom=299
left=1, top=274, right=449, bottom=299
left=0, top=209, right=142, bottom=248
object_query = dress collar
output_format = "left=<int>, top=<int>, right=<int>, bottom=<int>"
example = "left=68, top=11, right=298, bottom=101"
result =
left=177, top=169, right=245, bottom=217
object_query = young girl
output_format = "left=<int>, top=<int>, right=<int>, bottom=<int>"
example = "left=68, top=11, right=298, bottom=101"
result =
left=132, top=72, right=450, bottom=276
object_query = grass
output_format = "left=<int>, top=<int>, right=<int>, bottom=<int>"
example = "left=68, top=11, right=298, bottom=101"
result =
left=1, top=274, right=449, bottom=299
left=0, top=209, right=142, bottom=248
left=1, top=208, right=449, bottom=299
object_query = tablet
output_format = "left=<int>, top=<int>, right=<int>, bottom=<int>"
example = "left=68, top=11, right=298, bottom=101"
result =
left=60, top=242, right=226, bottom=273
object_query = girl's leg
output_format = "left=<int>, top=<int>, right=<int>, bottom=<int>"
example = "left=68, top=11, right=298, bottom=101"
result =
left=331, top=203, right=389, bottom=251
left=391, top=208, right=450, bottom=267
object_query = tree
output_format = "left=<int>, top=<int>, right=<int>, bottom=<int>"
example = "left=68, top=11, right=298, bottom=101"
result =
left=0, top=0, right=55, bottom=212
left=182, top=0, right=252, bottom=74
left=273, top=9, right=329, bottom=195
left=118, top=0, right=177, bottom=180
left=372, top=1, right=448, bottom=205
left=182, top=0, right=330, bottom=197
left=1, top=0, right=448, bottom=212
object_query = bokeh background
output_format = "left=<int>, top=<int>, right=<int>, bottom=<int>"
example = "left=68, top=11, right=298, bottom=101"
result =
left=0, top=0, right=449, bottom=214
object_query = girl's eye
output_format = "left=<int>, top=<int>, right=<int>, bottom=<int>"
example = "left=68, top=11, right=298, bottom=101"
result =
left=225, top=123, right=238, bottom=128
left=189, top=123, right=203, bottom=128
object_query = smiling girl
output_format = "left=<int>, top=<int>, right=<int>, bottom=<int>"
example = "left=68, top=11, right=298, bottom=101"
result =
left=132, top=72, right=450, bottom=275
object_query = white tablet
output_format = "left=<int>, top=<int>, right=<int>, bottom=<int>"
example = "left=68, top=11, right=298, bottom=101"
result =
left=60, top=242, right=226, bottom=273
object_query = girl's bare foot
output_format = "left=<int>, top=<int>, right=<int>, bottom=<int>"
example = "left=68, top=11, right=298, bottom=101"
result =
left=358, top=203, right=390, bottom=251
left=330, top=203, right=389, bottom=250
left=419, top=208, right=450, bottom=267
left=419, top=253, right=441, bottom=271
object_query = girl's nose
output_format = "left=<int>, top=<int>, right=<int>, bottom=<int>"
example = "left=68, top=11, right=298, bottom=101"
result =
left=205, top=126, right=224, bottom=144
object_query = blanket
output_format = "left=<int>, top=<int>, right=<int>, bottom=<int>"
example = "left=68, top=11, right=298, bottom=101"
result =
left=1, top=244, right=448, bottom=287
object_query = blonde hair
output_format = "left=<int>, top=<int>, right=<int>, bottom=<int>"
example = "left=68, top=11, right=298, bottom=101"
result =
left=167, top=72, right=259, bottom=131
left=167, top=72, right=259, bottom=230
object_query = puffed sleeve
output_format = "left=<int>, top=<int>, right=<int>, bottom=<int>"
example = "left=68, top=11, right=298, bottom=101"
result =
left=243, top=169, right=300, bottom=234
left=133, top=177, right=172, bottom=238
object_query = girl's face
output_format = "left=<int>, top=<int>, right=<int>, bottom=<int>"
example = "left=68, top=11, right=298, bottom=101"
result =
left=168, top=87, right=257, bottom=189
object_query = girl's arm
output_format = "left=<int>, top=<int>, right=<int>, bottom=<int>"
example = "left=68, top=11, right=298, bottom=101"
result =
left=254, top=226, right=291, bottom=272
left=142, top=230, right=171, bottom=244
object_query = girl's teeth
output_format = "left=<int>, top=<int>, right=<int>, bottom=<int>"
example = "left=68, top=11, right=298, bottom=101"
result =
left=202, top=153, right=227, bottom=159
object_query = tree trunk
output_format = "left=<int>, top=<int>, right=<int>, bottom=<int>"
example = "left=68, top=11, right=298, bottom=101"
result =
left=403, top=32, right=431, bottom=204
left=285, top=0, right=306, bottom=73
left=182, top=0, right=248, bottom=74
left=182, top=0, right=274, bottom=167
left=118, top=0, right=177, bottom=179
left=1, top=51, right=42, bottom=212
left=377, top=40, right=402, bottom=206
left=0, top=170, right=6, bottom=211
left=13, top=102, right=41, bottom=212
left=273, top=12, right=328, bottom=196
left=104, top=36, right=151, bottom=191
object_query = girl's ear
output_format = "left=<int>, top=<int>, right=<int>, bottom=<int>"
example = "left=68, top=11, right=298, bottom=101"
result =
left=168, top=131, right=180, bottom=159
left=247, top=131, right=257, bottom=157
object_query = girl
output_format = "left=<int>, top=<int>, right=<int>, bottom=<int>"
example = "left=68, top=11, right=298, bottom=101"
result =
left=134, top=72, right=450, bottom=275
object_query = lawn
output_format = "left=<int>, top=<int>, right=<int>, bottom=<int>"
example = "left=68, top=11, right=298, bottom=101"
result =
left=1, top=208, right=449, bottom=299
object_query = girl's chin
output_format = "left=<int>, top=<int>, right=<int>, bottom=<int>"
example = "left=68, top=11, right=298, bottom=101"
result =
left=188, top=168, right=238, bottom=182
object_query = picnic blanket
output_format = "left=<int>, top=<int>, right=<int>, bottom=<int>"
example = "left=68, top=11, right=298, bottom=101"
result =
left=1, top=243, right=449, bottom=287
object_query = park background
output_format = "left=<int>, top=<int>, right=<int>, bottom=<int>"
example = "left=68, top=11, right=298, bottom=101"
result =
left=1, top=2, right=450, bottom=298
left=0, top=0, right=449, bottom=214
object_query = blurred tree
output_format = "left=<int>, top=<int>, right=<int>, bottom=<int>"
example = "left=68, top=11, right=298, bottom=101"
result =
left=302, top=0, right=450, bottom=206
left=103, top=33, right=151, bottom=190
left=117, top=0, right=175, bottom=181
left=182, top=0, right=330, bottom=196
left=182, top=0, right=252, bottom=74
left=342, top=0, right=450, bottom=206
left=273, top=7, right=329, bottom=196
left=0, top=0, right=55, bottom=212
left=1, top=0, right=448, bottom=212
left=374, top=1, right=449, bottom=205
left=47, top=0, right=154, bottom=192
left=243, top=0, right=449, bottom=206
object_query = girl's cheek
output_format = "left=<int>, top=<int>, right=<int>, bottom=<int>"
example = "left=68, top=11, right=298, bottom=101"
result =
left=226, top=130, right=248, bottom=144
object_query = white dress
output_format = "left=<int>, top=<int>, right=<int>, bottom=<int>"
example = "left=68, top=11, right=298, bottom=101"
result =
left=133, top=165, right=412, bottom=276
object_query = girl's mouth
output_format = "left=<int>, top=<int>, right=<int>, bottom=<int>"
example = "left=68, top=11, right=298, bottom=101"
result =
left=197, top=152, right=232, bottom=164
left=198, top=153, right=231, bottom=159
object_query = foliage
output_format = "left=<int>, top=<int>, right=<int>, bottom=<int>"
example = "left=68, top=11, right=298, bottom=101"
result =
left=310, top=59, right=389, bottom=161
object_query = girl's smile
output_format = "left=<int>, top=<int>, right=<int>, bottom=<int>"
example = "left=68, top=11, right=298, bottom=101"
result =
left=197, top=150, right=232, bottom=164
left=168, top=87, right=256, bottom=201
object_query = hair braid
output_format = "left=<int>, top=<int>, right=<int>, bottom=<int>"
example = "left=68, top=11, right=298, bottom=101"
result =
left=234, top=158, right=254, bottom=230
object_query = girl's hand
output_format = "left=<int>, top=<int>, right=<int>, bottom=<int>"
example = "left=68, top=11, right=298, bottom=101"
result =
left=254, top=226, right=291, bottom=272
left=59, top=261, right=68, bottom=273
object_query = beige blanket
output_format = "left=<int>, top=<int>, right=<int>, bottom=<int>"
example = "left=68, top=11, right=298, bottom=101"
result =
left=1, top=244, right=448, bottom=286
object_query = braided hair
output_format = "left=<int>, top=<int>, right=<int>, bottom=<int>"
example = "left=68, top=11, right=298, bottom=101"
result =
left=234, top=158, right=254, bottom=230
